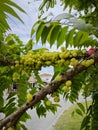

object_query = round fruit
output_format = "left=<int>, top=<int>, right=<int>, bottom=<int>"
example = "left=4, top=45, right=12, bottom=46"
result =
left=54, top=96, right=60, bottom=102
left=85, top=59, right=94, bottom=67
left=55, top=75, right=62, bottom=81
left=81, top=61, right=86, bottom=66
left=26, top=93, right=33, bottom=101
left=62, top=86, right=70, bottom=92
left=7, top=127, right=14, bottom=130
left=51, top=92, right=58, bottom=97
left=82, top=49, right=87, bottom=54
left=65, top=80, right=72, bottom=87
left=11, top=66, right=14, bottom=70
left=46, top=100, right=52, bottom=106
left=72, top=52, right=77, bottom=57
left=70, top=58, right=78, bottom=66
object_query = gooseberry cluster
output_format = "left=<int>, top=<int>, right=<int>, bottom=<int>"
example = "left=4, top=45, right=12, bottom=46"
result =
left=81, top=59, right=94, bottom=67
left=4, top=47, right=95, bottom=83
left=19, top=48, right=85, bottom=71
left=62, top=80, right=72, bottom=92
left=51, top=92, right=60, bottom=103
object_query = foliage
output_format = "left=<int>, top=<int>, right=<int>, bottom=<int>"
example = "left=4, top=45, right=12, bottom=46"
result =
left=0, top=0, right=98, bottom=130
left=39, top=0, right=98, bottom=27
left=0, top=0, right=25, bottom=40
left=31, top=15, right=98, bottom=48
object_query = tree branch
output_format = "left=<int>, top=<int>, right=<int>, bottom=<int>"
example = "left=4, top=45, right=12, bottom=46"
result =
left=0, top=58, right=15, bottom=65
left=0, top=52, right=98, bottom=129
left=0, top=66, right=88, bottom=129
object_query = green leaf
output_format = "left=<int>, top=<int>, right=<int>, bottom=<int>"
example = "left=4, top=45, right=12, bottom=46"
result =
left=18, top=82, right=27, bottom=106
left=73, top=31, right=89, bottom=47
left=48, top=104, right=60, bottom=114
left=20, top=112, right=31, bottom=122
left=75, top=108, right=83, bottom=116
left=79, top=33, right=89, bottom=46
left=0, top=0, right=25, bottom=13
left=30, top=21, right=41, bottom=37
left=52, top=66, right=69, bottom=80
left=25, top=39, right=34, bottom=51
left=0, top=0, right=25, bottom=37
left=7, top=92, right=16, bottom=100
left=39, top=0, right=47, bottom=10
left=80, top=115, right=90, bottom=130
left=57, top=26, right=68, bottom=48
left=36, top=22, right=45, bottom=43
left=36, top=104, right=46, bottom=117
left=0, top=97, right=4, bottom=110
left=77, top=102, right=85, bottom=113
left=50, top=25, right=61, bottom=46
left=20, top=123, right=28, bottom=130
left=0, top=3, right=24, bottom=23
left=0, top=11, right=10, bottom=32
left=66, top=29, right=75, bottom=48
left=41, top=25, right=52, bottom=44
left=33, top=70, right=44, bottom=86
left=5, top=97, right=16, bottom=108
left=74, top=31, right=83, bottom=47
left=4, top=102, right=16, bottom=116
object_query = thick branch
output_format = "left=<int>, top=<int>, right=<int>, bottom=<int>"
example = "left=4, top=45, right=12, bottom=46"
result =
left=0, top=58, right=15, bottom=65
left=0, top=65, right=88, bottom=129
left=0, top=52, right=98, bottom=129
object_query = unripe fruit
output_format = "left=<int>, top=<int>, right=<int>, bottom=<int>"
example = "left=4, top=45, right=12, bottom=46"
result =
left=54, top=96, right=60, bottom=102
left=85, top=59, right=94, bottom=67
left=26, top=93, right=33, bottom=101
left=70, top=58, right=78, bottom=66
left=12, top=72, right=20, bottom=81
left=72, top=52, right=77, bottom=57
left=82, top=49, right=87, bottom=54
left=51, top=92, right=58, bottom=97
left=11, top=66, right=14, bottom=70
left=65, top=80, right=72, bottom=87
left=7, top=127, right=14, bottom=130
left=59, top=53, right=65, bottom=59
left=46, top=100, right=52, bottom=106
left=81, top=61, right=86, bottom=66
left=15, top=60, right=19, bottom=64
left=62, top=86, right=70, bottom=92
left=81, top=59, right=94, bottom=67
left=64, top=52, right=70, bottom=58
left=55, top=75, right=62, bottom=81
